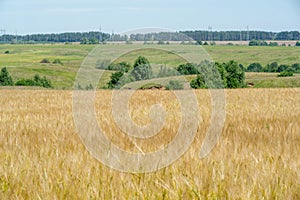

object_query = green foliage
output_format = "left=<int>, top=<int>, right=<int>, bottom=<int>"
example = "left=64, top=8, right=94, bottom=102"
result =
left=40, top=58, right=50, bottom=64
left=139, top=83, right=163, bottom=90
left=131, top=56, right=152, bottom=81
left=157, top=65, right=179, bottom=78
left=0, top=67, right=13, bottom=86
left=157, top=40, right=165, bottom=45
left=190, top=74, right=207, bottom=89
left=264, top=62, right=278, bottom=72
left=108, top=62, right=131, bottom=73
left=85, top=83, right=94, bottom=90
left=166, top=80, right=183, bottom=90
left=249, top=40, right=268, bottom=46
left=80, top=37, right=99, bottom=45
left=15, top=74, right=52, bottom=88
left=296, top=41, right=300, bottom=46
left=276, top=64, right=289, bottom=73
left=277, top=71, right=294, bottom=77
left=224, top=60, right=246, bottom=88
left=247, top=63, right=263, bottom=72
left=176, top=63, right=198, bottom=75
left=4, top=50, right=10, bottom=54
left=203, top=41, right=209, bottom=45
left=269, top=42, right=278, bottom=46
left=107, top=71, right=124, bottom=89
left=215, top=62, right=228, bottom=88
left=195, top=40, right=203, bottom=45
left=133, top=56, right=150, bottom=68
left=52, top=59, right=63, bottom=65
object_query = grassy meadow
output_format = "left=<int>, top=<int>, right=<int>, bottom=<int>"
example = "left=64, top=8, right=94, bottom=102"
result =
left=0, top=89, right=299, bottom=199
left=0, top=44, right=300, bottom=89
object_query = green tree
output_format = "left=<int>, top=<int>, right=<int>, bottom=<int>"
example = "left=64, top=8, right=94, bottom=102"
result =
left=264, top=62, right=278, bottom=72
left=80, top=37, right=89, bottom=44
left=215, top=62, right=227, bottom=88
left=176, top=63, right=198, bottom=75
left=131, top=56, right=152, bottom=81
left=224, top=60, right=245, bottom=88
left=190, top=74, right=207, bottom=89
left=295, top=41, right=300, bottom=46
left=247, top=63, right=263, bottom=72
left=0, top=67, right=13, bottom=86
left=107, top=71, right=124, bottom=89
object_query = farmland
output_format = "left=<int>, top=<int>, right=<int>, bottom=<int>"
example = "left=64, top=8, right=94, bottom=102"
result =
left=0, top=44, right=300, bottom=89
left=0, top=89, right=299, bottom=199
left=0, top=43, right=300, bottom=199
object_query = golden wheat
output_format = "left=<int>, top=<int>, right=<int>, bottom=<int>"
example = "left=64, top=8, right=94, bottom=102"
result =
left=0, top=88, right=299, bottom=199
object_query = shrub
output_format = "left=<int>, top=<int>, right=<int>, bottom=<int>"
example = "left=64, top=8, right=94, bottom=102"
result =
left=40, top=58, right=50, bottom=64
left=166, top=80, right=183, bottom=90
left=139, top=83, right=163, bottom=90
left=0, top=67, right=13, bottom=86
left=15, top=74, right=52, bottom=88
left=4, top=50, right=10, bottom=54
left=278, top=71, right=294, bottom=77
left=176, top=63, right=198, bottom=75
left=190, top=74, right=207, bottom=89
left=131, top=56, right=152, bottom=81
left=53, top=59, right=63, bottom=65
left=247, top=63, right=263, bottom=72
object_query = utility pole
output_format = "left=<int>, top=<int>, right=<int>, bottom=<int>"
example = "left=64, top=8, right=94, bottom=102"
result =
left=247, top=25, right=250, bottom=41
left=0, top=29, right=5, bottom=35
left=208, top=26, right=213, bottom=42
left=99, top=26, right=102, bottom=43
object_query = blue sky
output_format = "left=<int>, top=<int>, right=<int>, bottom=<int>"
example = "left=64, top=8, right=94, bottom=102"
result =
left=0, top=0, right=299, bottom=34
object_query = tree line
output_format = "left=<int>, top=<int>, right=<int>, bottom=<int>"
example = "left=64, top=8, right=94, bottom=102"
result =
left=0, top=67, right=52, bottom=88
left=1, top=30, right=299, bottom=43
left=105, top=57, right=246, bottom=89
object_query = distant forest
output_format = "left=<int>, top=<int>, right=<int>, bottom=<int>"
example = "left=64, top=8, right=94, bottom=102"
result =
left=0, top=30, right=299, bottom=43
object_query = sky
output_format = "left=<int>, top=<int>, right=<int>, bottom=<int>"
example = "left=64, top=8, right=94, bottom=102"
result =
left=0, top=0, right=299, bottom=35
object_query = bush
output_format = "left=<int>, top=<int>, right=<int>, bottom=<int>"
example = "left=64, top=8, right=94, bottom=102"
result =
left=278, top=71, right=294, bottom=77
left=40, top=58, right=50, bottom=64
left=15, top=74, right=52, bottom=88
left=0, top=67, right=13, bottom=86
left=190, top=74, right=207, bottom=89
left=176, top=63, right=198, bottom=75
left=296, top=41, right=300, bottom=46
left=224, top=60, right=246, bottom=88
left=53, top=59, right=63, bottom=65
left=139, top=83, right=163, bottom=90
left=107, top=71, right=124, bottom=89
left=166, top=80, right=183, bottom=90
left=4, top=50, right=10, bottom=54
left=131, top=56, right=152, bottom=81
left=247, top=63, right=263, bottom=72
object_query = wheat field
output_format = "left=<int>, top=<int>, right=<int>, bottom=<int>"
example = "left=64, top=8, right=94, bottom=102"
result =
left=0, top=88, right=299, bottom=199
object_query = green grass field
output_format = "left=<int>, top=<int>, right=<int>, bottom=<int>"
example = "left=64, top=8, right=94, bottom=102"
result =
left=0, top=44, right=299, bottom=89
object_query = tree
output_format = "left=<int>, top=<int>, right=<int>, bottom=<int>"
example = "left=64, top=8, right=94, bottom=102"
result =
left=224, top=60, right=245, bottom=88
left=190, top=74, right=207, bottom=89
left=107, top=71, right=124, bottom=89
left=276, top=64, right=289, bottom=73
left=215, top=62, right=227, bottom=88
left=131, top=56, right=152, bottom=81
left=0, top=67, right=13, bottom=86
left=247, top=63, right=263, bottom=72
left=264, top=62, right=278, bottom=72
left=176, top=63, right=198, bottom=75
left=296, top=41, right=300, bottom=46
left=80, top=37, right=89, bottom=44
